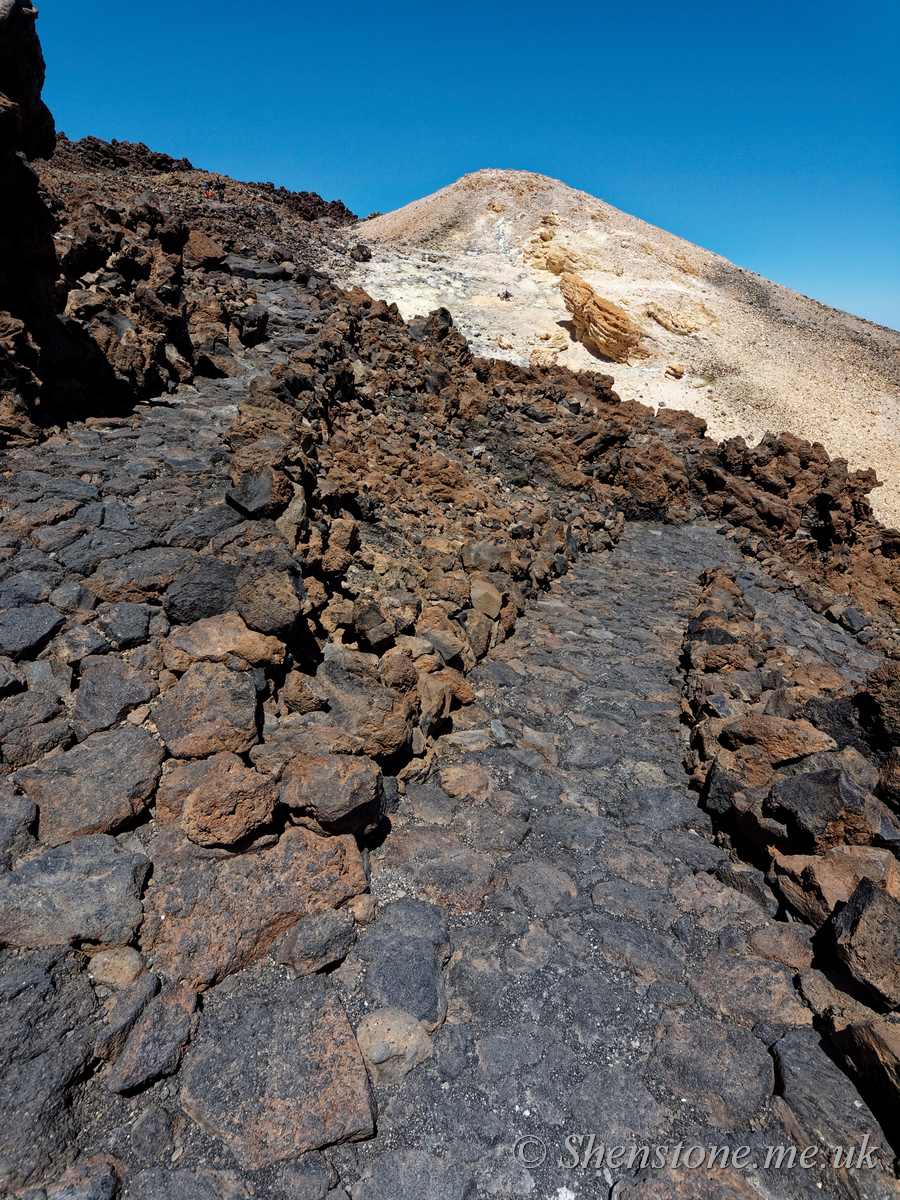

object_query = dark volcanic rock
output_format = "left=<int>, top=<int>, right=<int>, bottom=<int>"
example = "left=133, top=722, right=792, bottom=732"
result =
left=831, top=876, right=900, bottom=1009
left=72, top=654, right=158, bottom=739
left=0, top=834, right=149, bottom=947
left=0, top=689, right=70, bottom=771
left=14, top=725, right=163, bottom=845
left=163, top=559, right=239, bottom=624
left=179, top=971, right=374, bottom=1168
left=0, top=948, right=95, bottom=1194
left=0, top=602, right=64, bottom=658
left=104, top=983, right=199, bottom=1094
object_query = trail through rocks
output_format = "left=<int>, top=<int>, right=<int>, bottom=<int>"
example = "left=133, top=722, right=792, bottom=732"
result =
left=326, top=522, right=895, bottom=1200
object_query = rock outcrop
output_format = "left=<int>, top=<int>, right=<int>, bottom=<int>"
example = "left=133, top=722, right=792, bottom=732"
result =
left=559, top=271, right=649, bottom=363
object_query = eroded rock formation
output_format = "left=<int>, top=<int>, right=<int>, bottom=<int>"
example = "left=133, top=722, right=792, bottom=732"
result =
left=559, top=270, right=649, bottom=363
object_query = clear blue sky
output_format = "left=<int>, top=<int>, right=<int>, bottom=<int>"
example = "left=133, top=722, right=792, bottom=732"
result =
left=38, top=0, right=899, bottom=330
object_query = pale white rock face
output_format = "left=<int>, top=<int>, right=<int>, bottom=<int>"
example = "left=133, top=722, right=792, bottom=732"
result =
left=328, top=169, right=900, bottom=525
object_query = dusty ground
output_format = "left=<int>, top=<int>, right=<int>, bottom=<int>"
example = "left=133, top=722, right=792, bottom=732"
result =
left=328, top=169, right=900, bottom=527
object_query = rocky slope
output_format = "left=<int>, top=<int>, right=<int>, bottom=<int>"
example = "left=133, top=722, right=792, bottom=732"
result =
left=0, top=14, right=900, bottom=1200
left=328, top=169, right=900, bottom=529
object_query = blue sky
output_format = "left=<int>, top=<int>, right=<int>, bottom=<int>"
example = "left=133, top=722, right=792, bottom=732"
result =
left=38, top=0, right=899, bottom=330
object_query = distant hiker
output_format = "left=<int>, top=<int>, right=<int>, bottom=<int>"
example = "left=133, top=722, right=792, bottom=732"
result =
left=215, top=177, right=225, bottom=201
left=205, top=179, right=213, bottom=199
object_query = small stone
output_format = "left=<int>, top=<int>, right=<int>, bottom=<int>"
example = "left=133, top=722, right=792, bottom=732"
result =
left=356, top=1008, right=433, bottom=1084
left=274, top=908, right=357, bottom=975
left=469, top=577, right=503, bottom=619
left=93, top=601, right=151, bottom=649
left=88, top=946, right=145, bottom=988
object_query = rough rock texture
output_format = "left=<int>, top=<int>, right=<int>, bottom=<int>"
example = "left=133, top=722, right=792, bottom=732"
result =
left=559, top=271, right=649, bottom=363
left=0, top=23, right=898, bottom=1196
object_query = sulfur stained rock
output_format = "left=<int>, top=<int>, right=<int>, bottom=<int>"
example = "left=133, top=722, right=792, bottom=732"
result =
left=14, top=725, right=163, bottom=846
left=772, top=844, right=900, bottom=927
left=141, top=825, right=367, bottom=987
left=153, top=662, right=259, bottom=758
left=179, top=971, right=375, bottom=1168
left=155, top=752, right=277, bottom=846
left=356, top=1008, right=433, bottom=1084
left=559, top=272, right=648, bottom=363
left=104, top=983, right=199, bottom=1094
left=831, top=877, right=900, bottom=1009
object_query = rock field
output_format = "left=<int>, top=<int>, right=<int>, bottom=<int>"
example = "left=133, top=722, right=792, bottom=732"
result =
left=1, top=5, right=900, bottom=1198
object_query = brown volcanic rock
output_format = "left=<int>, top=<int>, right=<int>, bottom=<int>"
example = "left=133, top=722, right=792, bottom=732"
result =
left=180, top=971, right=374, bottom=1169
left=773, top=844, right=900, bottom=927
left=278, top=750, right=385, bottom=835
left=141, top=825, right=368, bottom=987
left=155, top=753, right=277, bottom=846
left=153, top=662, right=259, bottom=758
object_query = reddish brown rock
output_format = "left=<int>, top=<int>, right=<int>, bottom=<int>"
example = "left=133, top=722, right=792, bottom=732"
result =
left=155, top=753, right=277, bottom=846
left=142, top=825, right=367, bottom=987
left=163, top=612, right=284, bottom=671
left=719, top=714, right=837, bottom=765
left=772, top=844, right=900, bottom=927
left=153, top=662, right=259, bottom=758
left=315, top=649, right=413, bottom=757
left=179, top=972, right=375, bottom=1168
left=747, top=922, right=814, bottom=972
left=13, top=726, right=162, bottom=847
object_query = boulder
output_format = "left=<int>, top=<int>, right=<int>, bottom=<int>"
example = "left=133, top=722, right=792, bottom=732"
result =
left=153, top=662, right=259, bottom=758
left=273, top=907, right=357, bottom=975
left=163, top=611, right=284, bottom=670
left=141, top=825, right=367, bottom=987
left=831, top=877, right=900, bottom=1009
left=72, top=654, right=158, bottom=739
left=277, top=749, right=385, bottom=834
left=764, top=769, right=900, bottom=854
left=155, top=752, right=277, bottom=846
left=559, top=272, right=648, bottom=363
left=772, top=844, right=900, bottom=927
left=0, top=834, right=149, bottom=947
left=179, top=971, right=375, bottom=1168
left=14, top=725, right=163, bottom=846
left=0, top=949, right=96, bottom=1194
